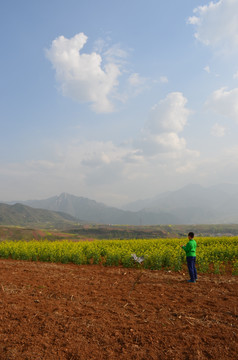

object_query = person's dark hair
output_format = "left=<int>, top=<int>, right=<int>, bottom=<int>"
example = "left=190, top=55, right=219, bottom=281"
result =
left=188, top=232, right=194, bottom=238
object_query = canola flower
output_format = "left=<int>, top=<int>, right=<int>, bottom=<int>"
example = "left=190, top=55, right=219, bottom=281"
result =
left=0, top=237, right=237, bottom=274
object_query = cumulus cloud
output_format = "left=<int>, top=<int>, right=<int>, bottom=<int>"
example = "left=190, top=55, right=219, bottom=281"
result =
left=188, top=0, right=238, bottom=52
left=147, top=92, right=191, bottom=134
left=206, top=87, right=238, bottom=122
left=211, top=123, right=226, bottom=137
left=133, top=92, right=199, bottom=161
left=46, top=33, right=121, bottom=113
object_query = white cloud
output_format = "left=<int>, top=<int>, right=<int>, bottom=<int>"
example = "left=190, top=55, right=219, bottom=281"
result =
left=93, top=38, right=106, bottom=54
left=79, top=141, right=129, bottom=168
left=133, top=92, right=199, bottom=165
left=204, top=65, right=210, bottom=73
left=103, top=43, right=128, bottom=64
left=160, top=76, right=168, bottom=83
left=134, top=132, right=187, bottom=156
left=128, top=73, right=145, bottom=87
left=54, top=140, right=146, bottom=194
left=206, top=87, right=238, bottom=122
left=46, top=33, right=121, bottom=113
left=187, top=15, right=200, bottom=25
left=46, top=32, right=148, bottom=112
left=147, top=92, right=191, bottom=134
left=125, top=72, right=148, bottom=98
left=211, top=123, right=226, bottom=137
left=188, top=0, right=238, bottom=52
left=54, top=135, right=199, bottom=201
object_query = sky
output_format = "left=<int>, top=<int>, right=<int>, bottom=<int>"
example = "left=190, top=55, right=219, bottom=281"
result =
left=1, top=0, right=238, bottom=207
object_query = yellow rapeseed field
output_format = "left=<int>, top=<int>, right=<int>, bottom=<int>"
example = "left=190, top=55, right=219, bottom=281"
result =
left=0, top=237, right=237, bottom=274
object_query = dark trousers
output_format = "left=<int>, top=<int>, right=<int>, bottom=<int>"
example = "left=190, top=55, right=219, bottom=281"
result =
left=186, top=256, right=197, bottom=281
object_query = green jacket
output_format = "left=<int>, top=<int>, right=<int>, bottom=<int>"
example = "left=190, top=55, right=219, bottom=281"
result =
left=182, top=239, right=197, bottom=257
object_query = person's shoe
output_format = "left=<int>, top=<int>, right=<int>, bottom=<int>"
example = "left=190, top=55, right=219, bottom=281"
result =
left=187, top=279, right=196, bottom=283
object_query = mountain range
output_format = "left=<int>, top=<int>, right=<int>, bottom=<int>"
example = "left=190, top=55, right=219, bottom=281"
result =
left=18, top=192, right=176, bottom=225
left=4, top=183, right=238, bottom=225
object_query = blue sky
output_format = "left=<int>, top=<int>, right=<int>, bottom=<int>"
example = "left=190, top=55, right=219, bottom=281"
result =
left=1, top=0, right=238, bottom=206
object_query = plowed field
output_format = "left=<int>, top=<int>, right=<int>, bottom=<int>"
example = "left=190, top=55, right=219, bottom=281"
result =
left=0, top=259, right=237, bottom=360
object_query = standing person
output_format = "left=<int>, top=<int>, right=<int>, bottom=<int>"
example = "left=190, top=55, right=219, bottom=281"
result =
left=181, top=232, right=197, bottom=283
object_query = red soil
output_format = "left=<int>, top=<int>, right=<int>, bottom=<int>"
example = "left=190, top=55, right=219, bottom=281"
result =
left=0, top=259, right=237, bottom=360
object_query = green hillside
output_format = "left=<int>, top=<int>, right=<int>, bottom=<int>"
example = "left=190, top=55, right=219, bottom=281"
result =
left=0, top=203, right=77, bottom=228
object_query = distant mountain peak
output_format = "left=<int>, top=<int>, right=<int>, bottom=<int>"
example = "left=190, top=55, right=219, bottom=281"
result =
left=2, top=182, right=238, bottom=225
left=58, top=192, right=72, bottom=199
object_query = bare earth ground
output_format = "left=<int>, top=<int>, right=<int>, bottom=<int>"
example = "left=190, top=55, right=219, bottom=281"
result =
left=0, top=260, right=237, bottom=360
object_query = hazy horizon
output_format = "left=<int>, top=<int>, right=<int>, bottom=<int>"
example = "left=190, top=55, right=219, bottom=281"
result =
left=3, top=182, right=238, bottom=209
left=1, top=0, right=238, bottom=207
